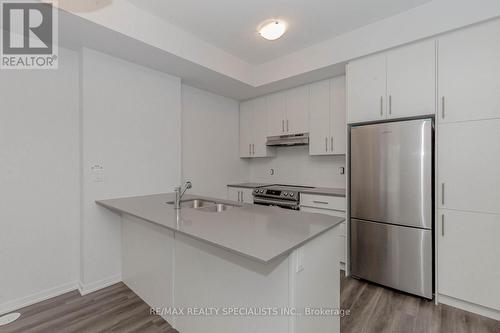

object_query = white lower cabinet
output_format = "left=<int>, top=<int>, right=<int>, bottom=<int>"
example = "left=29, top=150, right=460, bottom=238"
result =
left=300, top=194, right=347, bottom=265
left=438, top=209, right=500, bottom=312
left=227, top=187, right=253, bottom=204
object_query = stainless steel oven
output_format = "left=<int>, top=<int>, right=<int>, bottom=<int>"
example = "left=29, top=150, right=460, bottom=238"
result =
left=252, top=185, right=313, bottom=210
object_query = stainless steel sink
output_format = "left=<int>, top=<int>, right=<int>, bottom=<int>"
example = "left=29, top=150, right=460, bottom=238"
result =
left=197, top=203, right=238, bottom=213
left=166, top=199, right=215, bottom=209
left=167, top=199, right=239, bottom=213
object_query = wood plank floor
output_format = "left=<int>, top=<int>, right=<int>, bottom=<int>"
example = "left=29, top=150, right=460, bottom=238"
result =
left=1, top=283, right=177, bottom=333
left=341, top=272, right=500, bottom=333
left=2, top=273, right=500, bottom=332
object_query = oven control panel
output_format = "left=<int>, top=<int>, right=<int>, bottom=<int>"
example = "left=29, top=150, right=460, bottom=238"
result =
left=253, top=188, right=298, bottom=200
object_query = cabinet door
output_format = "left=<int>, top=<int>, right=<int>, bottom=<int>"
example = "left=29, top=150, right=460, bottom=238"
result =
left=331, top=76, right=346, bottom=154
left=438, top=119, right=500, bottom=214
left=286, top=85, right=309, bottom=134
left=347, top=54, right=387, bottom=124
left=387, top=40, right=436, bottom=118
left=300, top=206, right=346, bottom=265
left=252, top=97, right=274, bottom=157
left=240, top=188, right=254, bottom=204
left=227, top=187, right=241, bottom=202
left=266, top=92, right=286, bottom=137
left=438, top=20, right=500, bottom=123
left=438, top=209, right=500, bottom=311
left=239, top=100, right=253, bottom=158
left=309, top=80, right=331, bottom=155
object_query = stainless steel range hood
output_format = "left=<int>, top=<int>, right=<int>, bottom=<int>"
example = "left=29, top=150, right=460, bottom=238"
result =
left=266, top=133, right=309, bottom=147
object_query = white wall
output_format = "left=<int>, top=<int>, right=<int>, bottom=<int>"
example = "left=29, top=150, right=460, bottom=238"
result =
left=0, top=48, right=80, bottom=313
left=80, top=48, right=182, bottom=292
left=248, top=146, right=346, bottom=188
left=181, top=85, right=248, bottom=199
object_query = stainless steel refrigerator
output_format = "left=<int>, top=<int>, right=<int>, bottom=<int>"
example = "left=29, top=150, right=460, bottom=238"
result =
left=350, top=118, right=433, bottom=299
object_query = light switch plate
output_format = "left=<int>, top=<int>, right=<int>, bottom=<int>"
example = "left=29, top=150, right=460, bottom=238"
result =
left=91, top=164, right=104, bottom=183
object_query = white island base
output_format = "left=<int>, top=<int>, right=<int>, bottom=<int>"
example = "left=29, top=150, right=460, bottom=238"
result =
left=122, top=215, right=341, bottom=333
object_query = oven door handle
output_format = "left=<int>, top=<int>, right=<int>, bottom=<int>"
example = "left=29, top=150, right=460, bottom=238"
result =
left=253, top=197, right=299, bottom=208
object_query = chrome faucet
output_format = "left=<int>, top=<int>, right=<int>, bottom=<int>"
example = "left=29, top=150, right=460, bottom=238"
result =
left=174, top=181, right=192, bottom=209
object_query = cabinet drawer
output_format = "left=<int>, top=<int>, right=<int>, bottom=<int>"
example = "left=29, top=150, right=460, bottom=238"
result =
left=300, top=194, right=346, bottom=211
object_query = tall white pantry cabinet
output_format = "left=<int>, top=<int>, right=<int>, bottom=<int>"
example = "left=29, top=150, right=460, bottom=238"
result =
left=347, top=18, right=500, bottom=320
left=436, top=19, right=500, bottom=319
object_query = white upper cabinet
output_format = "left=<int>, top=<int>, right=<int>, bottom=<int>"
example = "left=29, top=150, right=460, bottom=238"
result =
left=309, top=77, right=346, bottom=155
left=286, top=85, right=309, bottom=135
left=309, top=80, right=331, bottom=155
left=347, top=53, right=387, bottom=124
left=239, top=100, right=253, bottom=158
left=252, top=97, right=271, bottom=157
left=438, top=119, right=500, bottom=214
left=348, top=41, right=437, bottom=124
left=239, top=98, right=275, bottom=158
left=331, top=76, right=347, bottom=155
left=267, top=91, right=287, bottom=137
left=267, top=87, right=309, bottom=137
left=438, top=19, right=500, bottom=123
left=387, top=40, right=436, bottom=118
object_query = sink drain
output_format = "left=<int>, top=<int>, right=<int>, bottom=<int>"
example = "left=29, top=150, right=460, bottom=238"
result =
left=0, top=313, right=21, bottom=326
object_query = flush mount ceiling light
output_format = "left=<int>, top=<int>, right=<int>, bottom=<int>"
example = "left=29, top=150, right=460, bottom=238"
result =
left=258, top=20, right=287, bottom=41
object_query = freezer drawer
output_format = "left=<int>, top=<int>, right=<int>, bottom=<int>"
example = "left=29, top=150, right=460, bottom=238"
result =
left=350, top=219, right=433, bottom=298
left=350, top=119, right=433, bottom=229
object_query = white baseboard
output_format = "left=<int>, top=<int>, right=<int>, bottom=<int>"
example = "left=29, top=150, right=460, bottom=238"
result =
left=340, top=261, right=346, bottom=271
left=78, top=274, right=122, bottom=296
left=0, top=281, right=78, bottom=316
left=438, top=294, right=500, bottom=321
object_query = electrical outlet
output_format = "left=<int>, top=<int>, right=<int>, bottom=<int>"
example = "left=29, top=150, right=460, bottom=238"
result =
left=339, top=167, right=345, bottom=175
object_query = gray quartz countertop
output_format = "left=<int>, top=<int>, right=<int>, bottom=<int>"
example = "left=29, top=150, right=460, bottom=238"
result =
left=226, top=182, right=270, bottom=189
left=299, top=187, right=346, bottom=197
left=227, top=183, right=346, bottom=197
left=96, top=193, right=344, bottom=264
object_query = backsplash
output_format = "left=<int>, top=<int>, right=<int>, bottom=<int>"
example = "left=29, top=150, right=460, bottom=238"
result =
left=247, top=145, right=346, bottom=188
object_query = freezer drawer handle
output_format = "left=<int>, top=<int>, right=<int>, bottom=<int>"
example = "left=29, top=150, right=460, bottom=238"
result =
left=441, top=214, right=445, bottom=236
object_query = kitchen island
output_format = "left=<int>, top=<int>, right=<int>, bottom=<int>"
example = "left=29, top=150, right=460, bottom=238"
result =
left=97, top=193, right=344, bottom=333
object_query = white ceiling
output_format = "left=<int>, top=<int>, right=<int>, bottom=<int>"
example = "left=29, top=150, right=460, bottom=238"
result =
left=127, top=0, right=433, bottom=65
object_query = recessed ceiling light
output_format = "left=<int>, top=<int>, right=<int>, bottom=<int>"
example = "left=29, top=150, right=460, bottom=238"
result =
left=258, top=20, right=287, bottom=41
